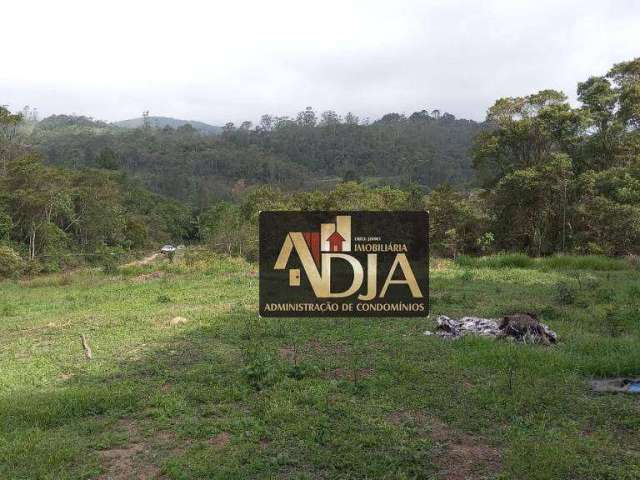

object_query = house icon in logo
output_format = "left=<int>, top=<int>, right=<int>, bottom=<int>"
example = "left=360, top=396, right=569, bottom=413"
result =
left=327, top=230, right=345, bottom=252
left=275, top=215, right=354, bottom=290
left=300, top=215, right=351, bottom=265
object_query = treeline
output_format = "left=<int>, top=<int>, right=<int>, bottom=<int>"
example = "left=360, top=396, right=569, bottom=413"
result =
left=0, top=119, right=194, bottom=275
left=1, top=57, right=639, bottom=277
left=25, top=107, right=482, bottom=205
left=199, top=57, right=640, bottom=259
left=195, top=182, right=486, bottom=261
left=473, top=57, right=640, bottom=256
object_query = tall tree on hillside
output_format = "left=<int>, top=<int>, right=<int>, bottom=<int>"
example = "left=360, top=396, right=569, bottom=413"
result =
left=2, top=153, right=72, bottom=258
left=296, top=106, right=317, bottom=128
left=0, top=106, right=23, bottom=176
left=577, top=58, right=640, bottom=169
left=473, top=90, right=584, bottom=185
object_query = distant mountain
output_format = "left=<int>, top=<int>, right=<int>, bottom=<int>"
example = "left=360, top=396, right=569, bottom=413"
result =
left=113, top=116, right=222, bottom=135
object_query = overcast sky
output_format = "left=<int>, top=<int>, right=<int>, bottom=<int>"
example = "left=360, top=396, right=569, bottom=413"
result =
left=2, top=0, right=639, bottom=125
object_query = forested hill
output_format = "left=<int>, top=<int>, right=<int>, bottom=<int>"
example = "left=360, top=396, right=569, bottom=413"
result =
left=1, top=56, right=639, bottom=273
left=25, top=109, right=484, bottom=206
left=113, top=116, right=222, bottom=135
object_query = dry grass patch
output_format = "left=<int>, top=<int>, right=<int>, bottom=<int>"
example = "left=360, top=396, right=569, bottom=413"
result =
left=208, top=431, right=231, bottom=449
left=387, top=411, right=501, bottom=480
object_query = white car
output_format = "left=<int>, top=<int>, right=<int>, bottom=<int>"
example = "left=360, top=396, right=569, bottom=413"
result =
left=160, top=245, right=176, bottom=253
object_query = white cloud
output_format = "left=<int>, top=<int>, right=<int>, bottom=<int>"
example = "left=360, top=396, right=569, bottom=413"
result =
left=2, top=0, right=639, bottom=124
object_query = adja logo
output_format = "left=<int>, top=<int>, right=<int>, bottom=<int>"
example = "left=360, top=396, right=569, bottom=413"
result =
left=273, top=215, right=423, bottom=300
left=259, top=211, right=429, bottom=318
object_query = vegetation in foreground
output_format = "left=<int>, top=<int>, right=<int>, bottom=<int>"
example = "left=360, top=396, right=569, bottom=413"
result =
left=1, top=252, right=639, bottom=479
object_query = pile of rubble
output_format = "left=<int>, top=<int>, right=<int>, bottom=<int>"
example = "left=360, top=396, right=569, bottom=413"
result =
left=425, top=313, right=557, bottom=345
left=591, top=378, right=640, bottom=394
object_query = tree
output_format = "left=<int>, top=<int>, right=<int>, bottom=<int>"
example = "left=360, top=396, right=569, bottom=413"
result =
left=606, top=57, right=640, bottom=129
left=0, top=106, right=22, bottom=143
left=490, top=153, right=573, bottom=255
left=296, top=107, right=317, bottom=127
left=259, top=114, right=273, bottom=132
left=0, top=106, right=23, bottom=175
left=320, top=110, right=341, bottom=126
left=409, top=109, right=431, bottom=121
left=3, top=153, right=72, bottom=259
left=473, top=90, right=577, bottom=185
left=344, top=112, right=359, bottom=125
left=425, top=184, right=487, bottom=256
left=0, top=245, right=25, bottom=278
left=0, top=208, right=12, bottom=243
left=96, top=147, right=119, bottom=170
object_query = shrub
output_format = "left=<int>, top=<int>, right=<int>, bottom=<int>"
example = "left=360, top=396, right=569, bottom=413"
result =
left=241, top=349, right=279, bottom=391
left=626, top=254, right=640, bottom=271
left=595, top=288, right=615, bottom=303
left=603, top=308, right=627, bottom=337
left=0, top=209, right=12, bottom=243
left=200, top=202, right=258, bottom=260
left=539, top=255, right=627, bottom=271
left=0, top=246, right=25, bottom=278
left=553, top=281, right=577, bottom=305
left=456, top=253, right=533, bottom=269
left=100, top=256, right=119, bottom=275
left=476, top=232, right=495, bottom=254
left=459, top=269, right=474, bottom=281
left=455, top=255, right=475, bottom=267
left=626, top=284, right=640, bottom=303
left=286, top=362, right=318, bottom=380
left=425, top=185, right=488, bottom=256
left=578, top=273, right=600, bottom=290
left=156, top=294, right=172, bottom=304
left=0, top=302, right=16, bottom=316
left=457, top=254, right=629, bottom=272
left=490, top=253, right=534, bottom=268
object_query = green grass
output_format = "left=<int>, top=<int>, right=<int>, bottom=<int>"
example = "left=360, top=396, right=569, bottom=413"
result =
left=456, top=253, right=534, bottom=269
left=538, top=254, right=630, bottom=271
left=456, top=253, right=631, bottom=271
left=1, top=251, right=639, bottom=479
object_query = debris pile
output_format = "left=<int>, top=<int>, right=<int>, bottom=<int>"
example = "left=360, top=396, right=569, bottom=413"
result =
left=591, top=378, right=640, bottom=394
left=432, top=316, right=500, bottom=337
left=498, top=313, right=557, bottom=344
left=426, top=313, right=557, bottom=344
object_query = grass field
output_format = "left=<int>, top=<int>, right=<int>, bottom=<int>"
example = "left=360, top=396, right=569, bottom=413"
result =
left=1, top=251, right=639, bottom=479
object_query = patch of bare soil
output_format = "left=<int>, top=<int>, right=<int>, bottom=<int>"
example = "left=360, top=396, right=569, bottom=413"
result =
left=259, top=438, right=271, bottom=449
left=430, top=259, right=450, bottom=271
left=429, top=418, right=501, bottom=480
left=134, top=271, right=165, bottom=282
left=307, top=339, right=349, bottom=355
left=278, top=346, right=297, bottom=362
left=169, top=316, right=188, bottom=326
left=208, top=431, right=231, bottom=448
left=387, top=411, right=501, bottom=480
left=97, top=443, right=162, bottom=480
left=96, top=419, right=177, bottom=480
left=278, top=340, right=349, bottom=363
left=125, top=253, right=162, bottom=267
left=155, top=431, right=176, bottom=443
